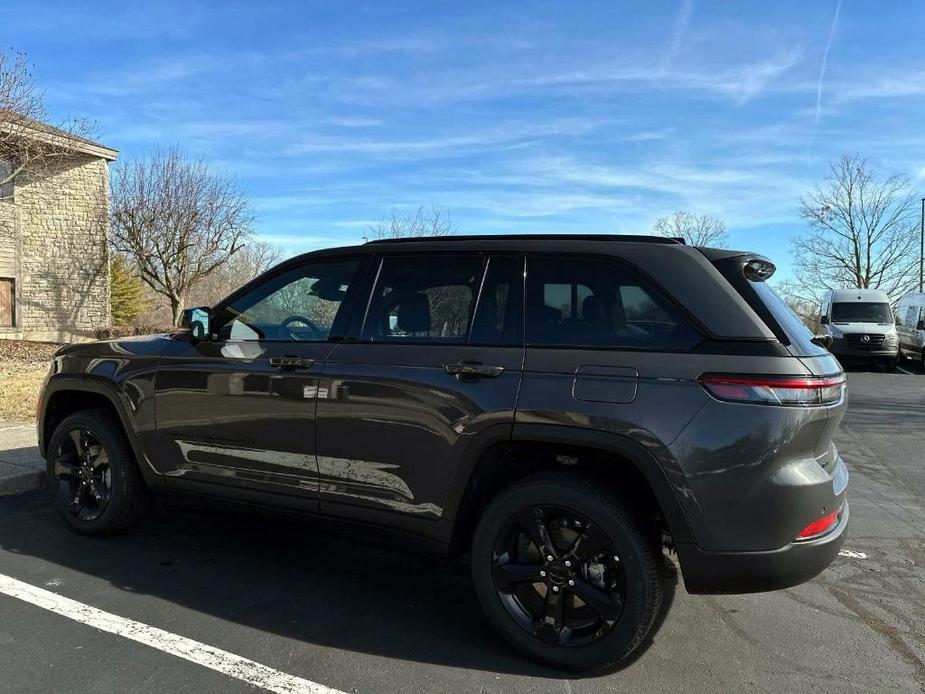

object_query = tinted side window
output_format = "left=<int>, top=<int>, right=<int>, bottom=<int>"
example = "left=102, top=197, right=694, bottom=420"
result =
left=216, top=259, right=359, bottom=341
left=469, top=256, right=524, bottom=345
left=363, top=255, right=483, bottom=342
left=526, top=255, right=700, bottom=349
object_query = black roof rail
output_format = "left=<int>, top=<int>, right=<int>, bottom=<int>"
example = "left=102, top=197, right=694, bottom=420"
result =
left=364, top=234, right=685, bottom=245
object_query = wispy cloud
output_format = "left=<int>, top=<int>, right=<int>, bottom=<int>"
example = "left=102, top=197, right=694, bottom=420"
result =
left=284, top=118, right=605, bottom=158
left=663, top=0, right=694, bottom=72
left=808, top=0, right=842, bottom=155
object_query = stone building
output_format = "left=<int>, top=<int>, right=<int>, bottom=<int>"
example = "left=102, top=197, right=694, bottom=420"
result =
left=0, top=121, right=117, bottom=342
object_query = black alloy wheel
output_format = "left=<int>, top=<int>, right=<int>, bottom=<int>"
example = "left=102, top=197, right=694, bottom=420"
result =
left=53, top=427, right=112, bottom=521
left=471, top=471, right=664, bottom=671
left=47, top=409, right=150, bottom=535
left=491, top=505, right=625, bottom=647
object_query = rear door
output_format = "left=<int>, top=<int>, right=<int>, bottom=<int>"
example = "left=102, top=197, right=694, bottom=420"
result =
left=315, top=253, right=524, bottom=524
left=516, top=253, right=706, bottom=455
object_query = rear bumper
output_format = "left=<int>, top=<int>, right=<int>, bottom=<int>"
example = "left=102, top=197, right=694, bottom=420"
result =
left=676, top=501, right=848, bottom=594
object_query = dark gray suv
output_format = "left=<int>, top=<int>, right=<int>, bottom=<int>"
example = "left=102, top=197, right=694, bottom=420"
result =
left=37, top=235, right=849, bottom=671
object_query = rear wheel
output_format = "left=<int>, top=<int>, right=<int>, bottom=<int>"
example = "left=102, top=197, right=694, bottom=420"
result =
left=471, top=471, right=664, bottom=671
left=47, top=409, right=150, bottom=535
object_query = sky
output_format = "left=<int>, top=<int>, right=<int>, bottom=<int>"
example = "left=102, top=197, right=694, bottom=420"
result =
left=3, top=0, right=925, bottom=281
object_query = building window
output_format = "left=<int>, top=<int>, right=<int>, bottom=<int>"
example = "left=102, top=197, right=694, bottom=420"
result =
left=0, top=278, right=14, bottom=327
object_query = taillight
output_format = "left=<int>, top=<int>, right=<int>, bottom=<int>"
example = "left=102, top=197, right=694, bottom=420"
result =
left=698, top=373, right=845, bottom=406
left=796, top=508, right=841, bottom=540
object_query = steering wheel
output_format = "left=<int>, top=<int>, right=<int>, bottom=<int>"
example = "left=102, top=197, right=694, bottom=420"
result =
left=281, top=315, right=324, bottom=341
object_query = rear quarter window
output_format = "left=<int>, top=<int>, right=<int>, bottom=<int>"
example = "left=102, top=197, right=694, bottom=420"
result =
left=711, top=255, right=827, bottom=357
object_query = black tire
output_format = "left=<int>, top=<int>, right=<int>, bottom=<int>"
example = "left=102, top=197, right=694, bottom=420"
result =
left=471, top=470, right=664, bottom=672
left=46, top=409, right=151, bottom=535
left=883, top=358, right=898, bottom=372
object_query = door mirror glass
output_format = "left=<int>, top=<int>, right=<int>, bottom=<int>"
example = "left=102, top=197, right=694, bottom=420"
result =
left=917, top=320, right=925, bottom=331
left=182, top=306, right=211, bottom=340
left=819, top=315, right=829, bottom=325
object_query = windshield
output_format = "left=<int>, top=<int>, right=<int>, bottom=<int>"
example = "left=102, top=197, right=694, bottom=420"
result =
left=831, top=302, right=892, bottom=324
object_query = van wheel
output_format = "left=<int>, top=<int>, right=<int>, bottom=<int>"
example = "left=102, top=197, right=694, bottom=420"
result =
left=46, top=409, right=151, bottom=535
left=471, top=471, right=663, bottom=672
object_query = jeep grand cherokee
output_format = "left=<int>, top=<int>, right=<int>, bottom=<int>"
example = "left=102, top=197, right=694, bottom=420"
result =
left=37, top=234, right=849, bottom=671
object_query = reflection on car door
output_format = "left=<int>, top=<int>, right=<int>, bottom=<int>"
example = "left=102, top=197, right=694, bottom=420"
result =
left=315, top=254, right=525, bottom=526
left=153, top=257, right=364, bottom=504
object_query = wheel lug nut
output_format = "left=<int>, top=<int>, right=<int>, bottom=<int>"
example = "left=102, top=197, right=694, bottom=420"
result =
left=539, top=570, right=546, bottom=577
left=564, top=560, right=571, bottom=568
left=568, top=579, right=575, bottom=586
left=552, top=586, right=559, bottom=593
left=546, top=555, right=554, bottom=562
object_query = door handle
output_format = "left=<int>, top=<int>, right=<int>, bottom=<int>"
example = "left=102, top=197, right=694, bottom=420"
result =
left=444, top=362, right=504, bottom=378
left=270, top=356, right=314, bottom=369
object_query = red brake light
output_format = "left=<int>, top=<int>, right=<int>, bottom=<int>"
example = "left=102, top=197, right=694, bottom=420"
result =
left=797, top=508, right=841, bottom=540
left=698, top=373, right=845, bottom=406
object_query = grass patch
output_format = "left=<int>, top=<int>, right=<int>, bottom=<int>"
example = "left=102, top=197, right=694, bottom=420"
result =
left=0, top=341, right=62, bottom=422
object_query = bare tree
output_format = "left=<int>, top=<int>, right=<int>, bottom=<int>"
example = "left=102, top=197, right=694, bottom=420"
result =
left=367, top=204, right=456, bottom=240
left=794, top=155, right=919, bottom=301
left=774, top=279, right=823, bottom=331
left=189, top=240, right=281, bottom=307
left=652, top=210, right=729, bottom=247
left=110, top=147, right=254, bottom=325
left=0, top=50, right=96, bottom=200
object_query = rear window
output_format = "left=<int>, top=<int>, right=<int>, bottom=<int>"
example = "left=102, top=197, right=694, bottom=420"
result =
left=712, top=256, right=827, bottom=357
left=831, top=302, right=892, bottom=324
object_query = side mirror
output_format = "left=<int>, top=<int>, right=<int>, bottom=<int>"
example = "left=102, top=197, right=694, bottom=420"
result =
left=811, top=334, right=833, bottom=350
left=895, top=316, right=903, bottom=326
left=819, top=315, right=829, bottom=325
left=181, top=306, right=211, bottom=340
left=917, top=320, right=925, bottom=331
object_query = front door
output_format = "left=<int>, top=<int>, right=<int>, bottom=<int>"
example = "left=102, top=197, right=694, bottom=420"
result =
left=315, top=254, right=525, bottom=523
left=153, top=257, right=364, bottom=503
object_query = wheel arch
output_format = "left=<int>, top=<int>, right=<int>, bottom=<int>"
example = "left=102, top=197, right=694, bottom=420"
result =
left=447, top=423, right=694, bottom=557
left=40, top=377, right=160, bottom=486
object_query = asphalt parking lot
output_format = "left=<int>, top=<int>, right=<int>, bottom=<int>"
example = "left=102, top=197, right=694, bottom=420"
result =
left=0, top=371, right=922, bottom=694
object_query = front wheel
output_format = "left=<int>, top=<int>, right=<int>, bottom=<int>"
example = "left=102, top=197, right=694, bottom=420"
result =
left=47, top=409, right=151, bottom=535
left=471, top=471, right=664, bottom=671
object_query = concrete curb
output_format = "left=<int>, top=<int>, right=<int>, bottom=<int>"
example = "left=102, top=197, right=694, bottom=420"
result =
left=0, top=422, right=44, bottom=497
left=0, top=469, right=45, bottom=497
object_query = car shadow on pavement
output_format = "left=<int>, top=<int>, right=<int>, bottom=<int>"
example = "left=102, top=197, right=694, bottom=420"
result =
left=0, top=491, right=676, bottom=679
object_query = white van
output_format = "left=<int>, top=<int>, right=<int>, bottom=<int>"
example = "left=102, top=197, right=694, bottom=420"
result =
left=820, top=288, right=899, bottom=370
left=896, top=293, right=925, bottom=368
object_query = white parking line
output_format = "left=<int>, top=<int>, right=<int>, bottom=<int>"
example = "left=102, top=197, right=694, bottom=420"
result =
left=0, top=573, right=345, bottom=694
left=897, top=366, right=914, bottom=375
